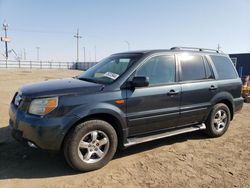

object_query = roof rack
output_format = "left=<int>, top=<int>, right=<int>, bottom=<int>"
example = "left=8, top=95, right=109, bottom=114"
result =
left=170, top=46, right=220, bottom=53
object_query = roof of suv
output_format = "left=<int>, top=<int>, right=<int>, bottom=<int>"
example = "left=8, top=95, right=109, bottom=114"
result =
left=113, top=47, right=225, bottom=56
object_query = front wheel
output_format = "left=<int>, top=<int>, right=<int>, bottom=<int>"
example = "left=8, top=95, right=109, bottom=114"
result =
left=63, top=120, right=118, bottom=172
left=205, top=103, right=231, bottom=138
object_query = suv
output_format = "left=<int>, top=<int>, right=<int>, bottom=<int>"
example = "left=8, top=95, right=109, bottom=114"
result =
left=9, top=47, right=243, bottom=172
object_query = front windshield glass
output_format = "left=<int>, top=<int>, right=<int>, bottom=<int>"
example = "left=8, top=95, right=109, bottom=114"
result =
left=78, top=53, right=142, bottom=84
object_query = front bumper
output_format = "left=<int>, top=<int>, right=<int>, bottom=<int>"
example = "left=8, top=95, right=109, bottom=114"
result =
left=9, top=103, right=78, bottom=151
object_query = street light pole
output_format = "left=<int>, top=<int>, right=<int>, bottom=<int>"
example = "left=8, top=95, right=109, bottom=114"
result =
left=124, top=40, right=130, bottom=51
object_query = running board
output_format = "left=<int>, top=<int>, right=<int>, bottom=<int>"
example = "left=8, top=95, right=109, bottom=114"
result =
left=124, top=123, right=206, bottom=147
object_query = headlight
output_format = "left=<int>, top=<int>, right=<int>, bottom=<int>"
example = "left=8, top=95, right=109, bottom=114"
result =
left=29, top=97, right=58, bottom=116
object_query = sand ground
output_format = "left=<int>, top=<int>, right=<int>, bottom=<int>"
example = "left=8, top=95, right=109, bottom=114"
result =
left=0, top=69, right=249, bottom=188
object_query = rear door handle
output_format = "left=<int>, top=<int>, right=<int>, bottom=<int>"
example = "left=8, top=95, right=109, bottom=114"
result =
left=209, top=85, right=218, bottom=90
left=167, top=89, right=179, bottom=96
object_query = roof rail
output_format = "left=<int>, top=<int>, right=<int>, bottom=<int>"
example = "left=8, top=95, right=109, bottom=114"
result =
left=170, top=46, right=220, bottom=53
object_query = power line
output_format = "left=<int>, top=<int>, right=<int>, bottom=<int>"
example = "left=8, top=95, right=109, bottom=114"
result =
left=9, top=28, right=71, bottom=34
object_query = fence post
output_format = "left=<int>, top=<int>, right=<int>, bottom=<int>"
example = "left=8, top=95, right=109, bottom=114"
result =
left=50, top=61, right=52, bottom=69
left=30, top=61, right=32, bottom=69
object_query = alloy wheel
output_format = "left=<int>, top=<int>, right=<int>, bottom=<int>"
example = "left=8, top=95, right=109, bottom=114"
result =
left=78, top=130, right=110, bottom=163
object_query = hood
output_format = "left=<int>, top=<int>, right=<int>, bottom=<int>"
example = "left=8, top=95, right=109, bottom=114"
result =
left=20, top=78, right=104, bottom=98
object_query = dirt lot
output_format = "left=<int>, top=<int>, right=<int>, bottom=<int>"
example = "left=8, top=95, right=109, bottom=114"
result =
left=0, top=69, right=249, bottom=188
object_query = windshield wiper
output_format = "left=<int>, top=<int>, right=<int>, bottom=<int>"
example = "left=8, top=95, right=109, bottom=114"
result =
left=77, top=77, right=101, bottom=84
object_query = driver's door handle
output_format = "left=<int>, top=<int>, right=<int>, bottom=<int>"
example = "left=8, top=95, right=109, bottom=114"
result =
left=167, top=89, right=179, bottom=96
left=209, top=85, right=218, bottom=90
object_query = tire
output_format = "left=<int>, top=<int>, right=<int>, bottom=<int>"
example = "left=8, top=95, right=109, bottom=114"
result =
left=205, top=103, right=231, bottom=138
left=63, top=120, right=118, bottom=172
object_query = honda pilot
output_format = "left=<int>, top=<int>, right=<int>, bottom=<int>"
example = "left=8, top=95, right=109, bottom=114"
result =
left=9, top=47, right=243, bottom=172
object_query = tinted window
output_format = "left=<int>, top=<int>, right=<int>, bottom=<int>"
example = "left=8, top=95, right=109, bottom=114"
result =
left=180, top=55, right=206, bottom=81
left=210, top=55, right=238, bottom=80
left=136, top=55, right=175, bottom=85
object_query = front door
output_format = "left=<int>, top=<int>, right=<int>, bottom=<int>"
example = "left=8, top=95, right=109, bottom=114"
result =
left=126, top=55, right=181, bottom=136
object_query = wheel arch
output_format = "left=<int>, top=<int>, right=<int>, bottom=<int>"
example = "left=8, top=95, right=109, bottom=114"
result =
left=209, top=91, right=235, bottom=121
left=215, top=99, right=234, bottom=120
left=61, top=113, right=125, bottom=151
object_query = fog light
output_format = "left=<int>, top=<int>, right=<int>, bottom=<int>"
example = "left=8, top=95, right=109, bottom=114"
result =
left=27, top=141, right=37, bottom=148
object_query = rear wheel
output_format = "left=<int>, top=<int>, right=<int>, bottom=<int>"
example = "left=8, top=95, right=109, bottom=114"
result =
left=63, top=120, right=118, bottom=172
left=205, top=103, right=231, bottom=137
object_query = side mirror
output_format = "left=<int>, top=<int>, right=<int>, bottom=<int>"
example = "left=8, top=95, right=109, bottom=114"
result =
left=131, top=76, right=149, bottom=87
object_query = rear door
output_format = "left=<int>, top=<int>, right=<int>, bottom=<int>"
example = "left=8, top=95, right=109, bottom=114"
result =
left=178, top=53, right=217, bottom=126
left=126, top=54, right=181, bottom=136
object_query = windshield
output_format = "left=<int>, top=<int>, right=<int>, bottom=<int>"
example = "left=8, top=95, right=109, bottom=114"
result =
left=77, top=54, right=142, bottom=84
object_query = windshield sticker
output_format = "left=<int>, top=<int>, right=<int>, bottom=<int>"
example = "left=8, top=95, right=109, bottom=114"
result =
left=104, top=72, right=119, bottom=80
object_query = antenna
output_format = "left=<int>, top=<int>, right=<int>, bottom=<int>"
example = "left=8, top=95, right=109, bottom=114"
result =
left=217, top=44, right=221, bottom=51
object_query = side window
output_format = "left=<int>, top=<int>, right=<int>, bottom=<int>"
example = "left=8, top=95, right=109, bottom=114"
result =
left=136, top=55, right=176, bottom=85
left=180, top=54, right=206, bottom=81
left=210, top=55, right=238, bottom=80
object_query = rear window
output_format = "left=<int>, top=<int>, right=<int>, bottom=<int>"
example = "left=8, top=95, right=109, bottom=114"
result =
left=210, top=55, right=238, bottom=80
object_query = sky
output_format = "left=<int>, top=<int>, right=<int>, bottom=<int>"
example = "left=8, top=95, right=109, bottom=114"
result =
left=0, top=0, right=250, bottom=62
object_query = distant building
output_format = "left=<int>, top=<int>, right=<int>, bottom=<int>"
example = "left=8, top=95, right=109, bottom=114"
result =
left=229, top=53, right=250, bottom=77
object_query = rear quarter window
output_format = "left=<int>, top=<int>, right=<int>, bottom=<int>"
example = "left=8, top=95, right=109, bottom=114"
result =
left=210, top=55, right=238, bottom=80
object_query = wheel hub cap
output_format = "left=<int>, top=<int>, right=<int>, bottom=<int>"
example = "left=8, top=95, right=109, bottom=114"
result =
left=213, top=109, right=227, bottom=132
left=78, top=130, right=110, bottom=163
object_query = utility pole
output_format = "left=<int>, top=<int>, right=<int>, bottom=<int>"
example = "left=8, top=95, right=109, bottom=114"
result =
left=83, top=47, right=86, bottom=62
left=74, top=28, right=82, bottom=62
left=36, top=47, right=40, bottom=61
left=3, top=21, right=9, bottom=61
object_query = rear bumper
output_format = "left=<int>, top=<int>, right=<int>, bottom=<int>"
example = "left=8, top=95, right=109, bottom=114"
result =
left=9, top=103, right=79, bottom=151
left=234, top=97, right=244, bottom=113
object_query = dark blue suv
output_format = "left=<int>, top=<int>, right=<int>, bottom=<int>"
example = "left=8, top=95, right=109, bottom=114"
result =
left=9, top=47, right=243, bottom=172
